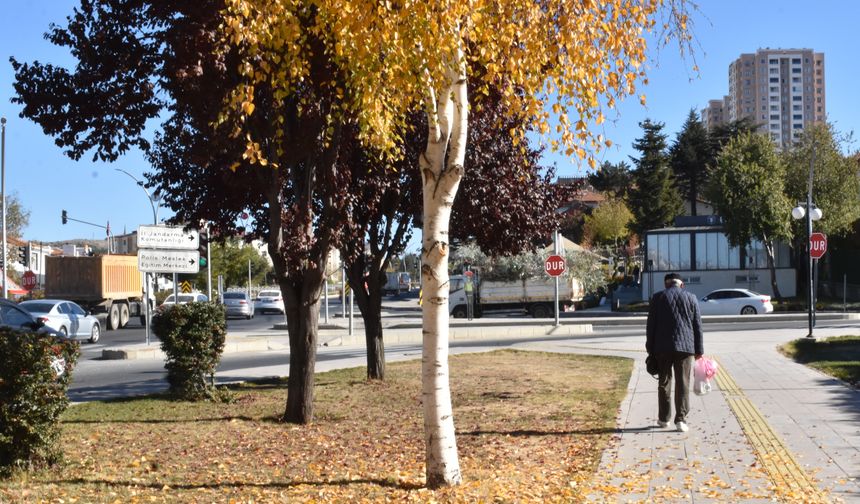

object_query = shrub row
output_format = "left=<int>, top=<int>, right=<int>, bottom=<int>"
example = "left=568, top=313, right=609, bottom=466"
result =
left=0, top=329, right=79, bottom=477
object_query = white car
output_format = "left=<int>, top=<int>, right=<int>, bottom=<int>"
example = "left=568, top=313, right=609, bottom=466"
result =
left=255, top=289, right=285, bottom=314
left=19, top=299, right=102, bottom=343
left=161, top=292, right=209, bottom=306
left=698, top=289, right=774, bottom=315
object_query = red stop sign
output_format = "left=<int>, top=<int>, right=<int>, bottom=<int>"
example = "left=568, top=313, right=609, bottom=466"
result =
left=810, top=232, right=827, bottom=259
left=22, top=271, right=37, bottom=291
left=545, top=254, right=566, bottom=277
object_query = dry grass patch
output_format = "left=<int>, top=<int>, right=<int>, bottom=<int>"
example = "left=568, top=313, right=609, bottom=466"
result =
left=0, top=349, right=630, bottom=503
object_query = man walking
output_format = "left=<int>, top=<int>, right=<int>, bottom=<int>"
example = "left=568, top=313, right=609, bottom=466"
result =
left=646, top=272, right=704, bottom=432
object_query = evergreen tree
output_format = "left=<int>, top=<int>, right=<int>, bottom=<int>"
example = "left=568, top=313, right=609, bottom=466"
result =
left=669, top=109, right=712, bottom=215
left=627, top=120, right=682, bottom=237
left=709, top=117, right=758, bottom=155
left=588, top=161, right=633, bottom=198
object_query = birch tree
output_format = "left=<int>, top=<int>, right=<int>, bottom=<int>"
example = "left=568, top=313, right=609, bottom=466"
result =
left=221, top=0, right=693, bottom=487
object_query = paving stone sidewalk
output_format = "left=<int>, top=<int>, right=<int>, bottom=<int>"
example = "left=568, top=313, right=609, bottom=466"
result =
left=518, top=325, right=860, bottom=503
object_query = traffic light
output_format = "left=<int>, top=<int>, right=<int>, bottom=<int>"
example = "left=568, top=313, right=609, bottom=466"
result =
left=62, top=210, right=68, bottom=225
left=16, top=245, right=28, bottom=267
left=198, top=234, right=208, bottom=268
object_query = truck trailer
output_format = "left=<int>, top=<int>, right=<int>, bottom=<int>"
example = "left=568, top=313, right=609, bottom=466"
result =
left=448, top=274, right=584, bottom=318
left=44, top=255, right=152, bottom=330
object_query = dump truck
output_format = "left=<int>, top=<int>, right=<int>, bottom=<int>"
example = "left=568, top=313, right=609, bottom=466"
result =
left=448, top=274, right=584, bottom=318
left=44, top=255, right=152, bottom=330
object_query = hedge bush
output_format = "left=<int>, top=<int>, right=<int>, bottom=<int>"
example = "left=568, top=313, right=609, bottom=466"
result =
left=0, top=329, right=79, bottom=477
left=152, top=302, right=227, bottom=401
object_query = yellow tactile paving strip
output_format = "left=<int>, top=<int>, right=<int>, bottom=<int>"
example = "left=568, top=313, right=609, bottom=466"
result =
left=714, top=357, right=829, bottom=503
left=557, top=344, right=833, bottom=501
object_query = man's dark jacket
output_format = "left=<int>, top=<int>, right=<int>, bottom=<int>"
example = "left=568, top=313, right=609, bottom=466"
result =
left=646, top=285, right=704, bottom=355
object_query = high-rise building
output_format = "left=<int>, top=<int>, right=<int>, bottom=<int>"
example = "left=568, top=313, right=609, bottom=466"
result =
left=705, top=48, right=825, bottom=148
left=701, top=96, right=730, bottom=131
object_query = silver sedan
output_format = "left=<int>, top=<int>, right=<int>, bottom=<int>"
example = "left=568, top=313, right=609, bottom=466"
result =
left=223, top=291, right=255, bottom=319
left=19, top=299, right=101, bottom=343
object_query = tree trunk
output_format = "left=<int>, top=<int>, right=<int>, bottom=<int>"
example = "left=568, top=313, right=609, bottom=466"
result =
left=690, top=183, right=698, bottom=217
left=764, top=239, right=782, bottom=299
left=792, top=239, right=805, bottom=299
left=821, top=253, right=833, bottom=298
left=420, top=54, right=467, bottom=488
left=271, top=261, right=332, bottom=425
left=345, top=260, right=387, bottom=381
left=361, top=270, right=385, bottom=381
left=282, top=277, right=323, bottom=424
left=259, top=162, right=331, bottom=426
left=363, top=297, right=385, bottom=380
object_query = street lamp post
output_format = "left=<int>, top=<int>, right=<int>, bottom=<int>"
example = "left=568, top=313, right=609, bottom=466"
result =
left=116, top=169, right=160, bottom=225
left=1, top=117, right=6, bottom=299
left=791, top=147, right=822, bottom=338
left=116, top=169, right=161, bottom=346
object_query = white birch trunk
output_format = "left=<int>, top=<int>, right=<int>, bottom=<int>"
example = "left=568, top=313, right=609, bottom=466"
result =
left=421, top=52, right=468, bottom=488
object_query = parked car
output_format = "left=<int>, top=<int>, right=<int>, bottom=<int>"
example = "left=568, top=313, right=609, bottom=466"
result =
left=610, top=284, right=642, bottom=309
left=223, top=291, right=255, bottom=319
left=698, top=289, right=773, bottom=315
left=0, top=299, right=62, bottom=338
left=255, top=289, right=285, bottom=314
left=161, top=292, right=209, bottom=306
left=19, top=299, right=102, bottom=343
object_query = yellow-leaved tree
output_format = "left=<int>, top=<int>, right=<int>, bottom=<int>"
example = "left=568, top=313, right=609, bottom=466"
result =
left=220, top=0, right=693, bottom=487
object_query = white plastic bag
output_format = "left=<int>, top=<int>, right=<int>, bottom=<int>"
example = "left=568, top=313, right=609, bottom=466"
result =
left=693, top=357, right=718, bottom=396
left=694, top=375, right=711, bottom=395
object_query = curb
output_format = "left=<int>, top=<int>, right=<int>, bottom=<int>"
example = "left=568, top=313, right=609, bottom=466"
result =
left=99, top=312, right=857, bottom=361
left=101, top=336, right=290, bottom=361
left=101, top=323, right=593, bottom=360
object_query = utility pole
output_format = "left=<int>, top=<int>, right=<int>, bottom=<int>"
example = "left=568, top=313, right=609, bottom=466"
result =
left=115, top=168, right=162, bottom=345
left=1, top=117, right=7, bottom=299
left=791, top=143, right=821, bottom=338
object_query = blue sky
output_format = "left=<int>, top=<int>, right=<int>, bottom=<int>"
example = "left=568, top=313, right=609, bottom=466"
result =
left=1, top=1, right=859, bottom=243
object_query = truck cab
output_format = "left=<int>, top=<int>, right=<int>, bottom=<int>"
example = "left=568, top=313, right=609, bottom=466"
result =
left=448, top=275, right=474, bottom=318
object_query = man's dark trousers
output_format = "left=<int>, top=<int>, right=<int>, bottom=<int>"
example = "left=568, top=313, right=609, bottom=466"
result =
left=656, top=351, right=694, bottom=424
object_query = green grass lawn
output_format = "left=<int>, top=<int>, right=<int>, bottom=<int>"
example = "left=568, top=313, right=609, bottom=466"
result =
left=780, top=335, right=860, bottom=386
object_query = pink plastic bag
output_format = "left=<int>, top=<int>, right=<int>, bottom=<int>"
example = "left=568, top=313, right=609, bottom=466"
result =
left=693, top=357, right=718, bottom=395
